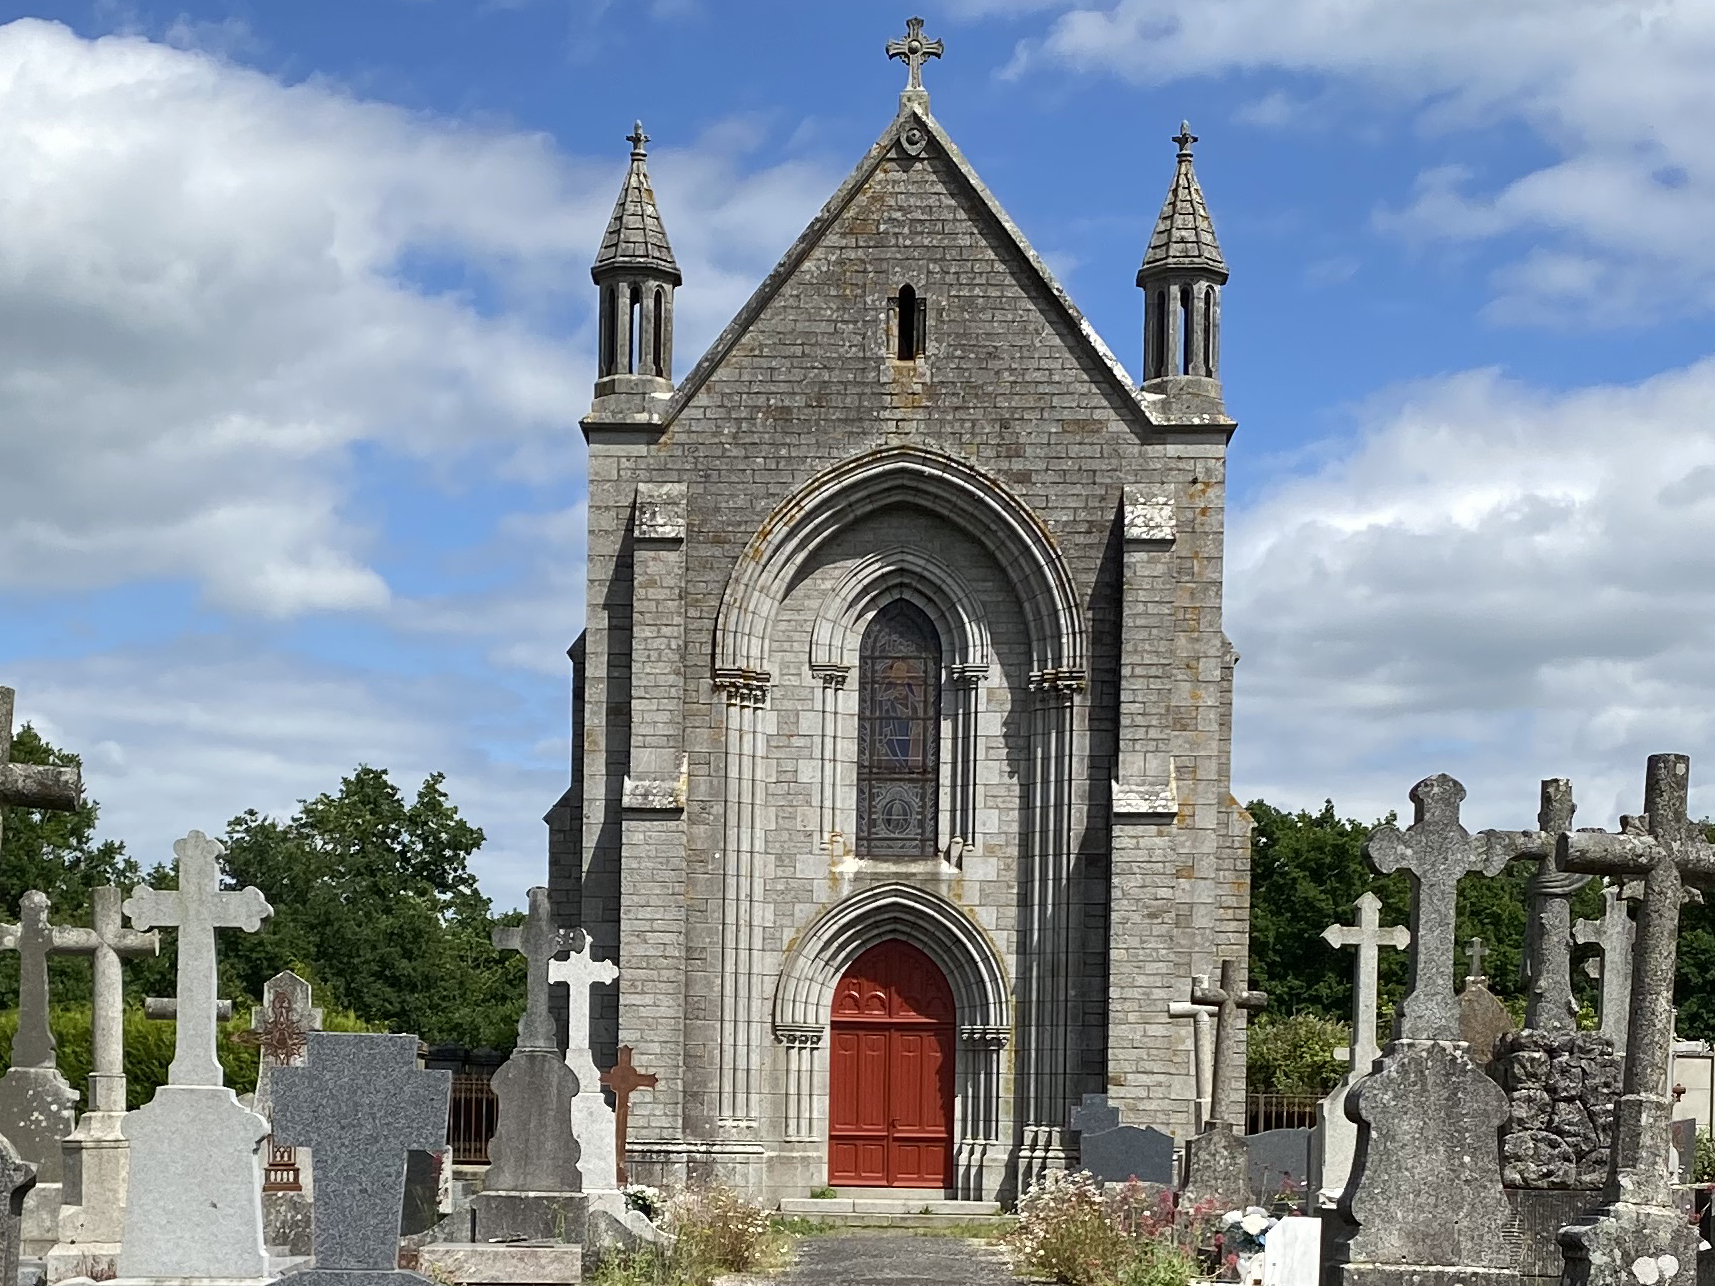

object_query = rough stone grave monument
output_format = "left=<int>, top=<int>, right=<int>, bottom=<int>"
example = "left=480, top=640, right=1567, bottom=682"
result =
left=1479, top=781, right=1621, bottom=1286
left=270, top=1033, right=451, bottom=1286
left=473, top=887, right=585, bottom=1244
left=0, top=1133, right=38, bottom=1286
left=116, top=831, right=273, bottom=1285
left=0, top=687, right=84, bottom=1258
left=0, top=893, right=94, bottom=1256
left=245, top=971, right=321, bottom=1257
left=1069, top=1093, right=1175, bottom=1186
left=1458, top=937, right=1516, bottom=1068
left=1327, top=774, right=1517, bottom=1286
left=1554, top=754, right=1715, bottom=1286
left=1181, top=959, right=1264, bottom=1210
left=1168, top=981, right=1219, bottom=1133
left=45, top=887, right=159, bottom=1282
left=1573, top=881, right=1636, bottom=1056
left=1311, top=892, right=1409, bottom=1205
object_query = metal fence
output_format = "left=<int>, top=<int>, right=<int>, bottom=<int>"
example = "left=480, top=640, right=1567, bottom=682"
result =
left=447, top=1072, right=499, bottom=1164
left=1245, top=1092, right=1320, bottom=1133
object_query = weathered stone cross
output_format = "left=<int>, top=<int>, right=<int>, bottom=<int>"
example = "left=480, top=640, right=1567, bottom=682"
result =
left=601, top=1045, right=656, bottom=1186
left=270, top=1033, right=450, bottom=1274
left=886, top=16, right=943, bottom=92
left=1574, top=879, right=1636, bottom=1053
left=1463, top=936, right=1488, bottom=985
left=0, top=688, right=81, bottom=856
left=1364, top=774, right=1511, bottom=1040
left=1190, top=958, right=1266, bottom=1127
left=51, top=887, right=158, bottom=1112
left=124, top=832, right=272, bottom=1087
left=1557, top=754, right=1715, bottom=1205
left=0, top=891, right=105, bottom=1070
left=246, top=970, right=322, bottom=1116
left=547, top=930, right=618, bottom=1093
left=1479, top=778, right=1588, bottom=1030
left=1323, top=891, right=1410, bottom=1072
left=494, top=887, right=577, bottom=1053
left=1167, top=978, right=1218, bottom=1128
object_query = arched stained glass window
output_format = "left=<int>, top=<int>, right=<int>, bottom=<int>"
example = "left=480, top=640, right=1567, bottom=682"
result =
left=857, top=601, right=942, bottom=859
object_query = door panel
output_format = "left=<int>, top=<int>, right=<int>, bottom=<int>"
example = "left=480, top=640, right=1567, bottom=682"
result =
left=827, top=940, right=956, bottom=1189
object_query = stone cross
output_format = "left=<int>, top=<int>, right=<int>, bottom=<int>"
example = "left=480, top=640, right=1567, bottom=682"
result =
left=1323, top=891, right=1410, bottom=1072
left=124, top=831, right=272, bottom=1087
left=1364, top=774, right=1512, bottom=1041
left=269, top=1033, right=450, bottom=1276
left=1479, top=778, right=1588, bottom=1031
left=1464, top=936, right=1488, bottom=986
left=600, top=1045, right=656, bottom=1187
left=0, top=891, right=102, bottom=1069
left=1574, top=879, right=1636, bottom=1053
left=0, top=687, right=81, bottom=857
left=1190, top=958, right=1266, bottom=1127
left=1557, top=753, right=1715, bottom=1206
left=51, top=887, right=158, bottom=1113
left=1167, top=980, right=1218, bottom=1128
left=548, top=931, right=617, bottom=1090
left=494, top=887, right=576, bottom=1053
left=886, top=16, right=943, bottom=92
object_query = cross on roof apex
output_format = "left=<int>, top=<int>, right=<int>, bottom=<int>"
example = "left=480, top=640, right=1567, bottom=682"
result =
left=627, top=120, right=648, bottom=159
left=1173, top=120, right=1197, bottom=158
left=887, top=16, right=944, bottom=95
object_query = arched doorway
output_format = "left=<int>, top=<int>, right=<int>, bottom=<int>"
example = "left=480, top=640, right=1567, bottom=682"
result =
left=828, top=939, right=955, bottom=1188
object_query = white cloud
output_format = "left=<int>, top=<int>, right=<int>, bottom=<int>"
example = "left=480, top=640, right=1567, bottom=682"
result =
left=1002, top=0, right=1715, bottom=319
left=0, top=19, right=834, bottom=622
left=5, top=645, right=560, bottom=908
left=1230, top=357, right=1715, bottom=830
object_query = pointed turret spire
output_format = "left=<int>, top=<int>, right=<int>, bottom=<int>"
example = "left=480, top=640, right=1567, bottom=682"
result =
left=1137, top=121, right=1228, bottom=392
left=590, top=121, right=680, bottom=414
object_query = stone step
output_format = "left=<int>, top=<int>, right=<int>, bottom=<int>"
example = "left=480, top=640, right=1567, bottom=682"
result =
left=777, top=1195, right=1007, bottom=1228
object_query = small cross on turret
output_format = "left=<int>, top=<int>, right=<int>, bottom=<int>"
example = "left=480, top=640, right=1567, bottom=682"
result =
left=887, top=17, right=943, bottom=94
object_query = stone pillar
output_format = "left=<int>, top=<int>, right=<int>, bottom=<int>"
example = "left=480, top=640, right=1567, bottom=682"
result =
left=714, top=670, right=770, bottom=1131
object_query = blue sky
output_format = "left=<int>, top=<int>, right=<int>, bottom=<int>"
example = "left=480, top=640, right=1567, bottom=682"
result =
left=3, top=0, right=1715, bottom=904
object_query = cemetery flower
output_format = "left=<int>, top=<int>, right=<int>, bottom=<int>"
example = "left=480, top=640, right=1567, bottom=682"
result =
left=624, top=1183, right=663, bottom=1220
left=1008, top=1170, right=1209, bottom=1286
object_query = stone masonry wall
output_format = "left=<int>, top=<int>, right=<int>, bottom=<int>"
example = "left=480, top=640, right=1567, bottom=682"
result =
left=1494, top=1029, right=1622, bottom=1189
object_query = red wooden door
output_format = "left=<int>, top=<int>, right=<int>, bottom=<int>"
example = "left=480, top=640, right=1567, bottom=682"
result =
left=828, top=940, right=954, bottom=1188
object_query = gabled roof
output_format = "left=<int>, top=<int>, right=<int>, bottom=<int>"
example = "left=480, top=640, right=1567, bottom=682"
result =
left=1138, top=122, right=1227, bottom=284
left=592, top=121, right=681, bottom=285
left=659, top=100, right=1180, bottom=427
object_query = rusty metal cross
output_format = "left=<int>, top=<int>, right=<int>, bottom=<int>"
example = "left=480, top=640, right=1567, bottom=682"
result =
left=601, top=1044, right=657, bottom=1186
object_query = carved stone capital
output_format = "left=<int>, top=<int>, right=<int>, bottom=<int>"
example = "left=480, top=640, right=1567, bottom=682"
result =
left=1029, top=668, right=1085, bottom=696
left=949, top=663, right=989, bottom=688
left=775, top=1024, right=824, bottom=1050
left=714, top=668, right=771, bottom=706
left=810, top=665, right=849, bottom=690
left=958, top=1025, right=1010, bottom=1051
left=1123, top=486, right=1176, bottom=544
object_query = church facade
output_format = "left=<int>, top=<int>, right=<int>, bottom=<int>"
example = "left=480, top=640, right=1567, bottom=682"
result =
left=547, top=26, right=1250, bottom=1203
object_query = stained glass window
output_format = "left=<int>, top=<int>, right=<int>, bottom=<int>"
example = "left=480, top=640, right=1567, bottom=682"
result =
left=857, top=600, right=941, bottom=859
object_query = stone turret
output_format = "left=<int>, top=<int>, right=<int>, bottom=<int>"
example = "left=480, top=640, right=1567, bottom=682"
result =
left=589, top=121, right=680, bottom=420
left=1137, top=121, right=1228, bottom=399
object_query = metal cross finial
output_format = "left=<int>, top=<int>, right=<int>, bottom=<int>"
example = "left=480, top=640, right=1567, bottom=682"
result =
left=1173, top=120, right=1198, bottom=158
left=887, top=17, right=944, bottom=92
left=627, top=120, right=648, bottom=159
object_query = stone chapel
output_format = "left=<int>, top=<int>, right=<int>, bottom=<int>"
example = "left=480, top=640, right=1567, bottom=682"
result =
left=546, top=21, right=1250, bottom=1204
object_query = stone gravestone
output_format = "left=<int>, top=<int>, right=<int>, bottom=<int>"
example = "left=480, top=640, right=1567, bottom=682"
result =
left=1181, top=959, right=1265, bottom=1211
left=547, top=930, right=619, bottom=1190
left=0, top=892, right=94, bottom=1256
left=46, top=887, right=159, bottom=1281
left=1168, top=982, right=1218, bottom=1133
left=269, top=1033, right=450, bottom=1286
left=1574, top=880, right=1636, bottom=1056
left=1069, top=1093, right=1175, bottom=1187
left=0, top=1133, right=37, bottom=1286
left=117, top=831, right=273, bottom=1284
left=1312, top=892, right=1409, bottom=1205
left=1555, top=755, right=1715, bottom=1286
left=1247, top=1128, right=1312, bottom=1205
left=245, top=971, right=321, bottom=1257
left=1261, top=1215, right=1322, bottom=1286
left=1457, top=936, right=1516, bottom=1068
left=472, top=887, right=585, bottom=1244
left=1327, top=774, right=1517, bottom=1286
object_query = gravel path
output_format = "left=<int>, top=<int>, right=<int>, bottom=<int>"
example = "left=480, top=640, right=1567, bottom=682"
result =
left=773, top=1232, right=1026, bottom=1285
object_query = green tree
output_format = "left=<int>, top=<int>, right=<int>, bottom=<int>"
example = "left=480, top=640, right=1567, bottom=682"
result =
left=0, top=724, right=142, bottom=1007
